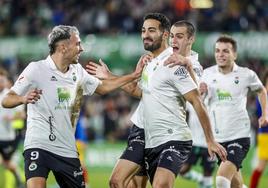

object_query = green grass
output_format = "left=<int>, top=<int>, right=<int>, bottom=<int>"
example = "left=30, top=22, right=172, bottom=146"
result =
left=1, top=144, right=268, bottom=188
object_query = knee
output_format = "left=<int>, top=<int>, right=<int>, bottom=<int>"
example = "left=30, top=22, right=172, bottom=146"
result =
left=109, top=176, right=120, bottom=188
left=152, top=179, right=172, bottom=188
left=216, top=176, right=231, bottom=188
left=109, top=175, right=126, bottom=188
left=231, top=176, right=243, bottom=188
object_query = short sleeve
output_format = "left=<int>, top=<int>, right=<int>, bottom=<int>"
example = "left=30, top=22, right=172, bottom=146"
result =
left=80, top=66, right=101, bottom=96
left=11, top=62, right=36, bottom=95
left=170, top=66, right=197, bottom=95
left=247, top=69, right=263, bottom=91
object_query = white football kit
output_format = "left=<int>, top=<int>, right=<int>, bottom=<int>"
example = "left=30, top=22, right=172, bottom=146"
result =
left=201, top=64, right=263, bottom=142
left=137, top=47, right=197, bottom=148
left=11, top=56, right=101, bottom=158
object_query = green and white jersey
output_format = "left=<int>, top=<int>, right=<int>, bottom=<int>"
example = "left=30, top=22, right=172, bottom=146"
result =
left=0, top=88, right=16, bottom=141
left=11, top=56, right=101, bottom=158
left=138, top=47, right=197, bottom=148
left=202, top=64, right=263, bottom=142
left=185, top=51, right=208, bottom=148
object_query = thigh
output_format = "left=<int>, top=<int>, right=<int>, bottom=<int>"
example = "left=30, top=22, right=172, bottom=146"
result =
left=219, top=138, right=250, bottom=170
left=51, top=155, right=85, bottom=188
left=110, top=159, right=141, bottom=185
left=145, top=140, right=192, bottom=183
left=120, top=125, right=145, bottom=167
left=24, top=149, right=50, bottom=181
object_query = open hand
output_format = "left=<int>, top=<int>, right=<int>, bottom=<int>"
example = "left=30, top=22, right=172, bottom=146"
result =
left=207, top=141, right=227, bottom=162
left=85, top=59, right=111, bottom=79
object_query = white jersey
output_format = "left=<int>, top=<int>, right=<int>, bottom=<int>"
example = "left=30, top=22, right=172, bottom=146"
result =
left=185, top=51, right=207, bottom=148
left=0, top=88, right=17, bottom=141
left=11, top=56, right=101, bottom=158
left=201, top=64, right=263, bottom=142
left=138, top=47, right=197, bottom=148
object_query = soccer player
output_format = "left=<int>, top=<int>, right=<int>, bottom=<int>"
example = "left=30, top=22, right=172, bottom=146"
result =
left=1, top=25, right=145, bottom=188
left=164, top=21, right=216, bottom=188
left=0, top=68, right=25, bottom=188
left=87, top=13, right=227, bottom=188
left=249, top=71, right=268, bottom=188
left=200, top=35, right=268, bottom=188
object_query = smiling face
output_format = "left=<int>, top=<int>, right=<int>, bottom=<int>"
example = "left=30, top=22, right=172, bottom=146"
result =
left=141, top=19, right=164, bottom=52
left=215, top=42, right=237, bottom=69
left=63, top=33, right=84, bottom=64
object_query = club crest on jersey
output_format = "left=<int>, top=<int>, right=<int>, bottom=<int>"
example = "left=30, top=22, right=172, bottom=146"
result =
left=234, top=76, right=239, bottom=84
left=174, top=67, right=188, bottom=79
left=72, top=72, right=77, bottom=82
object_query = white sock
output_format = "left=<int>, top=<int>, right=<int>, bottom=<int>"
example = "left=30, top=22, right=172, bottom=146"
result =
left=216, top=176, right=230, bottom=188
left=183, top=170, right=203, bottom=183
left=242, top=184, right=248, bottom=188
left=199, top=176, right=213, bottom=188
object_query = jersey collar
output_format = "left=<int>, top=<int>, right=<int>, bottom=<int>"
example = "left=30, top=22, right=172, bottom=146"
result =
left=216, top=63, right=238, bottom=73
left=154, top=47, right=173, bottom=63
left=47, top=55, right=58, bottom=71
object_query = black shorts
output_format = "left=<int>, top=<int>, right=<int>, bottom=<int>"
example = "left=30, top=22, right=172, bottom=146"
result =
left=145, top=140, right=192, bottom=183
left=186, top=146, right=216, bottom=173
left=120, top=125, right=146, bottom=176
left=218, top=137, right=250, bottom=170
left=24, top=148, right=85, bottom=188
left=0, top=138, right=20, bottom=160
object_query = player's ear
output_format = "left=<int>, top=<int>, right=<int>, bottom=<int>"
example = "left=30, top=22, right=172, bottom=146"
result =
left=163, top=31, right=170, bottom=41
left=188, top=36, right=195, bottom=45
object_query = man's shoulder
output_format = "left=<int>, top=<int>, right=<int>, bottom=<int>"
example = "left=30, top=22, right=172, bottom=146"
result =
left=203, top=65, right=216, bottom=73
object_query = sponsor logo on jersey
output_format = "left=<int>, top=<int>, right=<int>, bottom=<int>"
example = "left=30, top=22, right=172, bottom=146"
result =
left=216, top=89, right=232, bottom=101
left=57, top=87, right=71, bottom=103
left=55, top=87, right=72, bottom=110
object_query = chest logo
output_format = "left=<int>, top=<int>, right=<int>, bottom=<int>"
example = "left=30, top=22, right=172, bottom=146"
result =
left=174, top=67, right=188, bottom=79
left=216, top=89, right=232, bottom=101
left=234, top=76, right=239, bottom=84
left=57, top=87, right=71, bottom=103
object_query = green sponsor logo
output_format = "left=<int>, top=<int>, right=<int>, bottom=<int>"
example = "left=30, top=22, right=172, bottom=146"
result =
left=57, top=87, right=71, bottom=103
left=216, top=89, right=232, bottom=101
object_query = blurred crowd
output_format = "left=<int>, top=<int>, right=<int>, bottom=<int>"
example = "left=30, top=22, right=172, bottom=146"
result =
left=0, top=0, right=268, bottom=36
left=0, top=0, right=268, bottom=143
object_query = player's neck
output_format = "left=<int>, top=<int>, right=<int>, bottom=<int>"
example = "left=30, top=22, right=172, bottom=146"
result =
left=51, top=54, right=69, bottom=73
left=218, top=63, right=234, bottom=74
left=152, top=44, right=169, bottom=58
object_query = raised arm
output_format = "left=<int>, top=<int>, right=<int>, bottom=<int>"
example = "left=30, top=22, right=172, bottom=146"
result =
left=86, top=54, right=152, bottom=98
left=183, top=89, right=227, bottom=161
left=94, top=58, right=145, bottom=95
left=2, top=89, right=42, bottom=108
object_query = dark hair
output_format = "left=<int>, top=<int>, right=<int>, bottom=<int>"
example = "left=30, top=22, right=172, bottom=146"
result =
left=48, top=25, right=79, bottom=55
left=143, top=13, right=171, bottom=32
left=172, top=20, right=195, bottom=38
left=216, top=34, right=237, bottom=52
